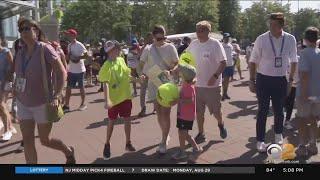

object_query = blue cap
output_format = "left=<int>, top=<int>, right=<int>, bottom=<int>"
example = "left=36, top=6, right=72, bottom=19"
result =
left=223, top=33, right=231, bottom=38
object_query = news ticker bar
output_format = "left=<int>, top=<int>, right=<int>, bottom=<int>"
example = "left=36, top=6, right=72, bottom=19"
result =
left=15, top=167, right=255, bottom=174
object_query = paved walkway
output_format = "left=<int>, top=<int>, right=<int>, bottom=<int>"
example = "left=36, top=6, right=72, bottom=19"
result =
left=1, top=56, right=319, bottom=164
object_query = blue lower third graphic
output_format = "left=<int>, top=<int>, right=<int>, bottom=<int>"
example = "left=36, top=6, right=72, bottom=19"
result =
left=15, top=167, right=63, bottom=174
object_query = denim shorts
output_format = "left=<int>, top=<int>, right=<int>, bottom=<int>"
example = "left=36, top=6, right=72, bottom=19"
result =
left=222, top=66, right=234, bottom=78
left=67, top=72, right=84, bottom=88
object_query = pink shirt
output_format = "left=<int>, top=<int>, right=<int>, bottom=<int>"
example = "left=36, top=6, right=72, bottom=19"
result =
left=177, top=83, right=196, bottom=121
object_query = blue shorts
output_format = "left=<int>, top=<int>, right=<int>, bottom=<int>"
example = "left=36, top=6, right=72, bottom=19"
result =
left=67, top=72, right=84, bottom=88
left=223, top=66, right=234, bottom=78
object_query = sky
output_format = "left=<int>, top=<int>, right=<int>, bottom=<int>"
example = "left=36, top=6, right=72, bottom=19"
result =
left=240, top=0, right=320, bottom=12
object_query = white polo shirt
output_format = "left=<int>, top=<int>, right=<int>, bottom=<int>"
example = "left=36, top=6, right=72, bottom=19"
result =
left=186, top=38, right=227, bottom=88
left=222, top=42, right=234, bottom=67
left=67, top=40, right=87, bottom=73
left=250, top=31, right=298, bottom=77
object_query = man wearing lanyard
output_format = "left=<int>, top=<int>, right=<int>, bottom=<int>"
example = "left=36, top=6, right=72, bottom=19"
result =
left=249, top=13, right=298, bottom=152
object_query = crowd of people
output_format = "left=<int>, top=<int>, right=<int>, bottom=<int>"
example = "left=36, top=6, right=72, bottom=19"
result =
left=0, top=12, right=319, bottom=164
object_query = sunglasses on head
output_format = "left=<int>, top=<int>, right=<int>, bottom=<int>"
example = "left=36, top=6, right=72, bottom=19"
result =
left=18, top=26, right=33, bottom=33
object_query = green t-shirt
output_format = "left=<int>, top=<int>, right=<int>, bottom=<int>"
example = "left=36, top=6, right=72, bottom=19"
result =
left=98, top=57, right=132, bottom=106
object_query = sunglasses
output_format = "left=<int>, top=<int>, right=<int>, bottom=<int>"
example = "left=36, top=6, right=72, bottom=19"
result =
left=18, top=26, right=33, bottom=33
left=156, top=37, right=166, bottom=41
left=196, top=28, right=207, bottom=33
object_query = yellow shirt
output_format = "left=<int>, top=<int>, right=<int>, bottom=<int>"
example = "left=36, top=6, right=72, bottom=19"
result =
left=98, top=57, right=132, bottom=106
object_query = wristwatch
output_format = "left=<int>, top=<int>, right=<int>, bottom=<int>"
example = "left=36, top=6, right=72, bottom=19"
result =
left=289, top=77, right=294, bottom=82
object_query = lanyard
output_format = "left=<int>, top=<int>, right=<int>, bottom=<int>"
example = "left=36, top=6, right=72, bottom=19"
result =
left=110, top=60, right=121, bottom=88
left=269, top=32, right=285, bottom=57
left=21, top=43, right=37, bottom=76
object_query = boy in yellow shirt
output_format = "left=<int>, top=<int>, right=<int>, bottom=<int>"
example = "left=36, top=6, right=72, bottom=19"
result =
left=98, top=40, right=137, bottom=159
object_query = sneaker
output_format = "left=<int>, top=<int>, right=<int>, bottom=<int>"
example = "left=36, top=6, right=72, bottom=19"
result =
left=192, top=146, right=203, bottom=154
left=171, top=149, right=187, bottom=160
left=275, top=134, right=284, bottom=145
left=66, top=146, right=76, bottom=164
left=63, top=105, right=70, bottom=113
left=256, top=141, right=267, bottom=153
left=284, top=121, right=294, bottom=130
left=138, top=107, right=146, bottom=117
left=125, top=142, right=136, bottom=152
left=218, top=124, right=227, bottom=139
left=307, top=143, right=318, bottom=156
left=221, top=95, right=226, bottom=101
left=78, top=104, right=87, bottom=111
left=1, top=131, right=12, bottom=141
left=157, top=142, right=167, bottom=154
left=166, top=135, right=171, bottom=146
left=10, top=127, right=17, bottom=134
left=194, top=133, right=207, bottom=144
left=225, top=95, right=231, bottom=99
left=295, top=145, right=308, bottom=157
left=132, top=92, right=138, bottom=97
left=103, top=144, right=111, bottom=160
left=16, top=142, right=24, bottom=152
left=98, top=88, right=104, bottom=92
left=0, top=121, right=3, bottom=131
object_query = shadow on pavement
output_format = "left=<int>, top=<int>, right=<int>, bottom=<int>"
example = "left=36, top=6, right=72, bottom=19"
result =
left=187, top=140, right=224, bottom=164
left=0, top=140, right=22, bottom=149
left=227, top=100, right=258, bottom=119
left=86, top=118, right=141, bottom=129
left=71, top=91, right=100, bottom=96
left=215, top=136, right=268, bottom=164
left=89, top=99, right=105, bottom=104
left=92, top=140, right=226, bottom=164
left=92, top=144, right=178, bottom=164
left=232, top=81, right=249, bottom=88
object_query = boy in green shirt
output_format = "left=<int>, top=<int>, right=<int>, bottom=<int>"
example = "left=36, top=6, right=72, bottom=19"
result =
left=98, top=40, right=137, bottom=159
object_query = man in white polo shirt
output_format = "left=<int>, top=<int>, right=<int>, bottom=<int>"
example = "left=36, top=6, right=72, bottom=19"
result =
left=249, top=13, right=298, bottom=152
left=63, top=29, right=88, bottom=112
left=222, top=32, right=234, bottom=101
left=186, top=20, right=228, bottom=144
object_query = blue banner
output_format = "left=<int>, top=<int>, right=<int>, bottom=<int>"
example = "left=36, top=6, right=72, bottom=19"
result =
left=15, top=167, right=63, bottom=174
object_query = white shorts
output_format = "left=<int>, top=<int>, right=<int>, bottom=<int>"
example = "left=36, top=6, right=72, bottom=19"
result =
left=16, top=100, right=48, bottom=124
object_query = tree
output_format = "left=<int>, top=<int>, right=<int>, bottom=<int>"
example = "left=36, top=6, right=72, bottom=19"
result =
left=218, top=0, right=241, bottom=39
left=61, top=0, right=132, bottom=43
left=173, top=0, right=220, bottom=34
left=293, top=8, right=320, bottom=41
left=241, top=1, right=293, bottom=42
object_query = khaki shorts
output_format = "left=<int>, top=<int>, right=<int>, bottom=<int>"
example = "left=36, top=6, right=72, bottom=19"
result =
left=147, top=81, right=157, bottom=103
left=16, top=100, right=48, bottom=124
left=196, top=86, right=222, bottom=118
left=296, top=99, right=320, bottom=118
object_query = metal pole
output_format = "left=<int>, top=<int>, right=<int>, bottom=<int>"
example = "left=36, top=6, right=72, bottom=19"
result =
left=35, top=0, right=40, bottom=22
left=48, top=0, right=54, bottom=16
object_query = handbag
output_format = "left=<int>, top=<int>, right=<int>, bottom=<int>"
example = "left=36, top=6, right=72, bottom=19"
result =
left=40, top=44, right=64, bottom=123
left=146, top=45, right=172, bottom=87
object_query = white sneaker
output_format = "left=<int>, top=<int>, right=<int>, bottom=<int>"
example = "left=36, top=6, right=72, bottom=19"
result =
left=284, top=121, right=293, bottom=130
left=157, top=142, right=167, bottom=154
left=166, top=135, right=170, bottom=146
left=0, top=121, right=3, bottom=131
left=79, top=104, right=87, bottom=111
left=275, top=134, right=284, bottom=145
left=2, top=131, right=12, bottom=141
left=10, top=127, right=17, bottom=134
left=257, top=141, right=267, bottom=153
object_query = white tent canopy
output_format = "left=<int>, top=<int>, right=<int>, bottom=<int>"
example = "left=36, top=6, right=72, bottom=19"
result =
left=166, top=32, right=223, bottom=41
